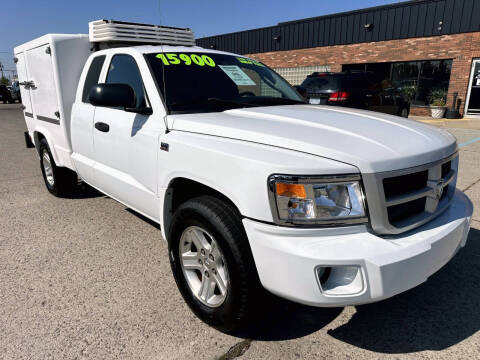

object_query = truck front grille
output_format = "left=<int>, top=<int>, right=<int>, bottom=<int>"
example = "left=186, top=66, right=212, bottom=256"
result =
left=442, top=161, right=452, bottom=178
left=386, top=197, right=426, bottom=224
left=363, top=153, right=458, bottom=235
left=383, top=170, right=428, bottom=198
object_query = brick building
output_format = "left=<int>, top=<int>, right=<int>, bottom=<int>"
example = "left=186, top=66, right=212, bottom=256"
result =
left=197, top=0, right=480, bottom=117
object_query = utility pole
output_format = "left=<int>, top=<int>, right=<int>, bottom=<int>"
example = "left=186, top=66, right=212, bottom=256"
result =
left=0, top=51, right=13, bottom=80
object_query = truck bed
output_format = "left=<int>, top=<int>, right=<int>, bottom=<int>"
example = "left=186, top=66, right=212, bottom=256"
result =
left=14, top=34, right=90, bottom=169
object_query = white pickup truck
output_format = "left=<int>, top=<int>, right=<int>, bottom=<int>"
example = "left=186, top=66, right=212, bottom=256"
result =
left=15, top=20, right=473, bottom=332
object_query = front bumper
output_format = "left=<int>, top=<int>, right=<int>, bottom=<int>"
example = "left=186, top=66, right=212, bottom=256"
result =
left=244, top=190, right=473, bottom=307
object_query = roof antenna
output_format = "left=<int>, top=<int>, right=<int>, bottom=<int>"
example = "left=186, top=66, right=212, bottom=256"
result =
left=158, top=0, right=170, bottom=133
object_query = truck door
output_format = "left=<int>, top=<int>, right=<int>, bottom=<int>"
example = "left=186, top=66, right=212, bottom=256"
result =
left=15, top=52, right=34, bottom=119
left=92, top=54, right=159, bottom=220
left=71, top=54, right=107, bottom=185
left=26, top=44, right=60, bottom=123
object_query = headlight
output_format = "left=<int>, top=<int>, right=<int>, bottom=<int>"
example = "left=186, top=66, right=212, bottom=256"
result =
left=268, top=175, right=367, bottom=225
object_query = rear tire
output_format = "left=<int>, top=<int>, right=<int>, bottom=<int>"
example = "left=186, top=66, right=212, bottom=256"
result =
left=168, top=196, right=262, bottom=333
left=399, top=107, right=409, bottom=118
left=39, top=138, right=78, bottom=197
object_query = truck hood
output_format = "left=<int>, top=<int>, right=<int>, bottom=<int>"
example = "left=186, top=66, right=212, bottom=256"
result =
left=168, top=105, right=457, bottom=173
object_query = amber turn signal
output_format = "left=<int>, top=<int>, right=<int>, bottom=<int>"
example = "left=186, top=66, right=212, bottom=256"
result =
left=276, top=183, right=307, bottom=199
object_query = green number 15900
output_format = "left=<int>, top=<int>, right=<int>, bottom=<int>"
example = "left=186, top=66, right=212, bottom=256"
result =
left=156, top=53, right=216, bottom=67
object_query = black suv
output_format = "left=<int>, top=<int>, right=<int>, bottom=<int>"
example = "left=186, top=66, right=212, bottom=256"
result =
left=299, top=71, right=410, bottom=117
left=0, top=85, right=14, bottom=104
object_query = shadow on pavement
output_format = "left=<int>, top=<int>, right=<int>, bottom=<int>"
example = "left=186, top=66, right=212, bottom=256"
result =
left=62, top=182, right=105, bottom=199
left=125, top=208, right=161, bottom=229
left=328, top=226, right=480, bottom=353
left=237, top=296, right=343, bottom=341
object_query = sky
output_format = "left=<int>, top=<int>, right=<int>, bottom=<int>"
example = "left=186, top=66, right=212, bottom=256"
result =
left=0, top=0, right=398, bottom=78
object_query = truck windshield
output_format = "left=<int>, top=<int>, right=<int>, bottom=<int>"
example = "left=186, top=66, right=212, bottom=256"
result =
left=145, top=52, right=305, bottom=114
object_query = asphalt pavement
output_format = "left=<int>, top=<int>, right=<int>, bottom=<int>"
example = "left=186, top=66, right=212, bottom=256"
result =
left=1, top=103, right=480, bottom=359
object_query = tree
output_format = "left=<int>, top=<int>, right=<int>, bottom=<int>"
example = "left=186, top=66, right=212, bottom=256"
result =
left=0, top=76, right=8, bottom=86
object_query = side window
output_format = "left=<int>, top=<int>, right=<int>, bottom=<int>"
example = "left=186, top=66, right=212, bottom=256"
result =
left=106, top=55, right=147, bottom=108
left=82, top=55, right=106, bottom=103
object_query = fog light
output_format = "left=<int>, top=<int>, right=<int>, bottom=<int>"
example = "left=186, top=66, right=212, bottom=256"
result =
left=316, top=265, right=364, bottom=296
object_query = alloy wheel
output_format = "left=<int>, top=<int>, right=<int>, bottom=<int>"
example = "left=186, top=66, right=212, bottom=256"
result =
left=179, top=226, right=229, bottom=308
left=42, top=152, right=54, bottom=187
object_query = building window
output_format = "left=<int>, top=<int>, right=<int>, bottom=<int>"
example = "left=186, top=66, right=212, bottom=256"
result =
left=343, top=60, right=452, bottom=106
left=274, top=65, right=331, bottom=85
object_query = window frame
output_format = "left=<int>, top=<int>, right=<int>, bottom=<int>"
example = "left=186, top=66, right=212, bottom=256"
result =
left=81, top=55, right=106, bottom=104
left=104, top=53, right=152, bottom=110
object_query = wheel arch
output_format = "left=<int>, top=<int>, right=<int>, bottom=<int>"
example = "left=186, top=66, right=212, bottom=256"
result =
left=162, top=177, right=243, bottom=243
left=33, top=130, right=61, bottom=165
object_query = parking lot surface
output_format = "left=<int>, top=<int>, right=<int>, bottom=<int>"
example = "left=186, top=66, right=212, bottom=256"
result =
left=1, top=103, right=480, bottom=360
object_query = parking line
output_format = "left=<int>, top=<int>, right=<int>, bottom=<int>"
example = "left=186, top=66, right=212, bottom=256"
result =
left=459, top=137, right=480, bottom=148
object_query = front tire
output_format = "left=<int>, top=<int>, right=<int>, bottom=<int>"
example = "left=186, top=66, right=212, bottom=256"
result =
left=168, top=196, right=261, bottom=333
left=39, top=138, right=77, bottom=197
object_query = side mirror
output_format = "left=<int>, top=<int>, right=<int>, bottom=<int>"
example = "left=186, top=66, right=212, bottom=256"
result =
left=89, top=83, right=136, bottom=109
left=125, top=106, right=153, bottom=116
left=294, top=85, right=307, bottom=98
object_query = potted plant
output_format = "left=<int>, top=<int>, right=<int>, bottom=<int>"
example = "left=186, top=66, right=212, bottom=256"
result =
left=428, top=89, right=447, bottom=119
left=401, top=84, right=416, bottom=101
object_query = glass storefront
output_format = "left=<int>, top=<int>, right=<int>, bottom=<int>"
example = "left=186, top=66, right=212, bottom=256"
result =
left=343, top=60, right=452, bottom=106
left=466, top=60, right=480, bottom=115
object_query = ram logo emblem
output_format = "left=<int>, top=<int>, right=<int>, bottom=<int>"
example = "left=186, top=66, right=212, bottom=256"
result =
left=432, top=179, right=445, bottom=200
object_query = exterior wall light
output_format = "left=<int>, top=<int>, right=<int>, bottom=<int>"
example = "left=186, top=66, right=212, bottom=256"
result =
left=364, top=23, right=374, bottom=31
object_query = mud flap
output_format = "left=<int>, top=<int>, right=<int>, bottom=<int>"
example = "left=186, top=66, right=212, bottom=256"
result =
left=24, top=131, right=35, bottom=148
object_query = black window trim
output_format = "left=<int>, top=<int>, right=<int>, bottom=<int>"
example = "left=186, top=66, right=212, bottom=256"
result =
left=82, top=55, right=106, bottom=104
left=143, top=53, right=169, bottom=114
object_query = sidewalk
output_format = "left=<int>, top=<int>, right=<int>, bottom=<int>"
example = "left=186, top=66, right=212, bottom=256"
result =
left=409, top=116, right=480, bottom=130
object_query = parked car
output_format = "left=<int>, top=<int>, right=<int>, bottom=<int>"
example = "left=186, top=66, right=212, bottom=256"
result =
left=10, top=81, right=21, bottom=102
left=299, top=71, right=410, bottom=117
left=0, top=84, right=14, bottom=103
left=15, top=20, right=472, bottom=333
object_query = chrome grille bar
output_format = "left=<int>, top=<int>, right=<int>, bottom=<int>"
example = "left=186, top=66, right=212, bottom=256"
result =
left=362, top=152, right=459, bottom=235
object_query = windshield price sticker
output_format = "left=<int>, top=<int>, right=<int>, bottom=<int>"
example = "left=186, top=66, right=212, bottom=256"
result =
left=219, top=65, right=256, bottom=86
left=156, top=53, right=216, bottom=67
left=237, top=57, right=264, bottom=67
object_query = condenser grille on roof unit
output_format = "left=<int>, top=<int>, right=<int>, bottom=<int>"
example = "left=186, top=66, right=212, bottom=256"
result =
left=88, top=19, right=196, bottom=46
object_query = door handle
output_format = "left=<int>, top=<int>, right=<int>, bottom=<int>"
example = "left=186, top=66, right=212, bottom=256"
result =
left=19, top=80, right=35, bottom=89
left=94, top=122, right=110, bottom=132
